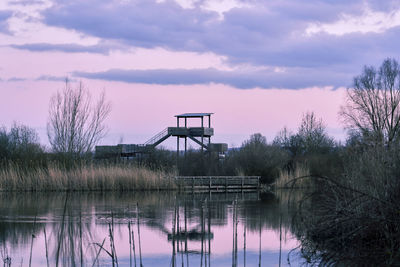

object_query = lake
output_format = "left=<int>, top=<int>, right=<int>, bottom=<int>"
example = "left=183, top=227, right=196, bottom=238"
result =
left=0, top=190, right=304, bottom=266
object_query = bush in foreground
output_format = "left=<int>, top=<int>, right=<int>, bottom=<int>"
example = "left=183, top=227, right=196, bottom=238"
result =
left=292, top=144, right=400, bottom=266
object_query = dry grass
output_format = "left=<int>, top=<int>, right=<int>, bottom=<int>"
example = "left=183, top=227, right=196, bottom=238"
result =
left=274, top=163, right=311, bottom=188
left=0, top=163, right=177, bottom=191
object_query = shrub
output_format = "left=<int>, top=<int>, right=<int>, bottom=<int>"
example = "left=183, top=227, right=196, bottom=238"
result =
left=0, top=123, right=46, bottom=170
left=230, top=133, right=289, bottom=184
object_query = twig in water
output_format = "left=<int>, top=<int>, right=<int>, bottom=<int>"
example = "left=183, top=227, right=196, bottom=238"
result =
left=129, top=221, right=132, bottom=267
left=91, top=238, right=107, bottom=267
left=137, top=203, right=143, bottom=267
left=29, top=214, right=37, bottom=267
left=132, top=227, right=137, bottom=267
left=56, top=192, right=69, bottom=267
left=44, top=227, right=49, bottom=267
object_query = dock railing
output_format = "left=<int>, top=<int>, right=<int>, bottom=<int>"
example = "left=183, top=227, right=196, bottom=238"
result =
left=175, top=176, right=260, bottom=192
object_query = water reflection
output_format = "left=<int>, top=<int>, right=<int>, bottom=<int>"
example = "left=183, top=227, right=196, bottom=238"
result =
left=0, top=190, right=302, bottom=266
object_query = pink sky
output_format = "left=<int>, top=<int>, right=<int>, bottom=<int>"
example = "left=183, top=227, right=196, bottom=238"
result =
left=1, top=0, right=398, bottom=148
left=0, top=79, right=346, bottom=148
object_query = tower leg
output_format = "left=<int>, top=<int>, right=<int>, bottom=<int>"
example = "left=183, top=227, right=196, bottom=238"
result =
left=185, top=137, right=187, bottom=154
left=177, top=137, right=180, bottom=158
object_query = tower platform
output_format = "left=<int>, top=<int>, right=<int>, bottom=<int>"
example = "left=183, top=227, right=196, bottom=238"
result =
left=95, top=113, right=228, bottom=158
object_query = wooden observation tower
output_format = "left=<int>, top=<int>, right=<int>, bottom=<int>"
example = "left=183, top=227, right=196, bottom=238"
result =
left=95, top=113, right=228, bottom=159
left=175, top=113, right=213, bottom=155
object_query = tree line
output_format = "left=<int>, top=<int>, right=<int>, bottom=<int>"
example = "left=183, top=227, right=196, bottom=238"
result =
left=2, top=58, right=400, bottom=184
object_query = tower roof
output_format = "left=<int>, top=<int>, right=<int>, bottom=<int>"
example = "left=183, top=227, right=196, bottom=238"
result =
left=175, top=113, right=213, bottom=118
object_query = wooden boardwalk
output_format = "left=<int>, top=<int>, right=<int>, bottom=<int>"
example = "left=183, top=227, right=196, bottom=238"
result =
left=175, top=176, right=260, bottom=192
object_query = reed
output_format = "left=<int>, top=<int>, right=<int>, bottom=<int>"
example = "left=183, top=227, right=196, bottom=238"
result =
left=274, top=163, right=311, bottom=188
left=0, top=163, right=177, bottom=191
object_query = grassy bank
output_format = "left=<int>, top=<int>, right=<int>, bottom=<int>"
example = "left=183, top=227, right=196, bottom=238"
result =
left=0, top=163, right=177, bottom=191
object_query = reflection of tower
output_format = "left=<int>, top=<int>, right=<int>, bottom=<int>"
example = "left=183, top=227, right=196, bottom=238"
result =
left=169, top=200, right=213, bottom=267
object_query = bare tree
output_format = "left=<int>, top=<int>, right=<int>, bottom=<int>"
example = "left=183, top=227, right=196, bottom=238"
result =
left=273, top=112, right=334, bottom=155
left=298, top=112, right=330, bottom=148
left=340, top=58, right=400, bottom=145
left=47, top=80, right=111, bottom=155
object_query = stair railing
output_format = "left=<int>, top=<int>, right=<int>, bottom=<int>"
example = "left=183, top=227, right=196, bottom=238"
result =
left=144, top=127, right=169, bottom=146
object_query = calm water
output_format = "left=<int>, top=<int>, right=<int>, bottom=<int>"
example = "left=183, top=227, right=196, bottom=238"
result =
left=0, top=190, right=303, bottom=266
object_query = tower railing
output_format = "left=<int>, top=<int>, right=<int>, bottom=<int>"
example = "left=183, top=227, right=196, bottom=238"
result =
left=144, top=127, right=169, bottom=146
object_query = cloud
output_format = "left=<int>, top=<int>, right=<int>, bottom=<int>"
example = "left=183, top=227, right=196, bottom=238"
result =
left=7, top=77, right=27, bottom=82
left=0, top=10, right=13, bottom=33
left=10, top=42, right=121, bottom=54
left=73, top=67, right=351, bottom=89
left=41, top=0, right=400, bottom=70
left=44, top=0, right=218, bottom=50
left=36, top=75, right=73, bottom=82
left=8, top=0, right=46, bottom=6
left=0, top=0, right=385, bottom=89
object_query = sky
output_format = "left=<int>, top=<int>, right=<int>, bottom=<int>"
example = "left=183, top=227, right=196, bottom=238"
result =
left=1, top=0, right=400, bottom=148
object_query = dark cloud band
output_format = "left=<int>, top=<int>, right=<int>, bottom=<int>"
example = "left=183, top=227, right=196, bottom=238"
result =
left=11, top=43, right=115, bottom=54
left=73, top=67, right=350, bottom=89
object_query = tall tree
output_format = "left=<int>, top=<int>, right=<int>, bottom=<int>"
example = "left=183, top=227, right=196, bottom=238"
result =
left=47, top=80, right=111, bottom=154
left=340, top=58, right=400, bottom=145
left=274, top=112, right=334, bottom=156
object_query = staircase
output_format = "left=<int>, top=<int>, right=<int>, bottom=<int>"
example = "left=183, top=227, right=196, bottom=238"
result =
left=144, top=127, right=171, bottom=147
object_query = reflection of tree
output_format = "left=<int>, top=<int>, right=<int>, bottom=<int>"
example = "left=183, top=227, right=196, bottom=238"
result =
left=0, top=190, right=300, bottom=266
left=0, top=192, right=99, bottom=265
left=0, top=192, right=53, bottom=247
left=0, top=190, right=298, bottom=243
